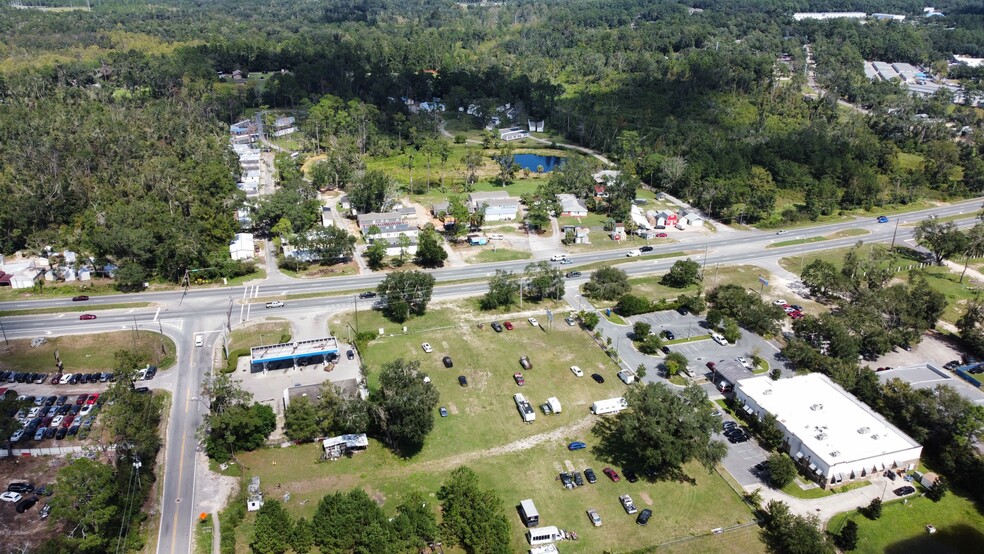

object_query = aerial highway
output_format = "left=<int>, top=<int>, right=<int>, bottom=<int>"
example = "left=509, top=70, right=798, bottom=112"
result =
left=0, top=197, right=981, bottom=554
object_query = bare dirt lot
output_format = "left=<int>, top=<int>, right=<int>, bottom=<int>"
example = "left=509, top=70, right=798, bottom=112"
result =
left=0, top=455, right=67, bottom=551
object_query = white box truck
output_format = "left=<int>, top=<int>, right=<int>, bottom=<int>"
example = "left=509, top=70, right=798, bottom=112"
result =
left=591, top=397, right=628, bottom=415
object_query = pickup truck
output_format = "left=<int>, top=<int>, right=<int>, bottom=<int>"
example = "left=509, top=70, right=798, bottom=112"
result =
left=265, top=301, right=284, bottom=308
left=620, top=494, right=638, bottom=514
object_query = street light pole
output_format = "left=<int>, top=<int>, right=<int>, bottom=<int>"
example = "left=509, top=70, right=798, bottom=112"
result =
left=0, top=320, right=7, bottom=345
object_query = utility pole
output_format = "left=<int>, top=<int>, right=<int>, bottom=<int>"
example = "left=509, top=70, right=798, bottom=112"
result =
left=131, top=315, right=139, bottom=350
left=0, top=320, right=7, bottom=345
left=890, top=219, right=900, bottom=250
left=354, top=295, right=360, bottom=334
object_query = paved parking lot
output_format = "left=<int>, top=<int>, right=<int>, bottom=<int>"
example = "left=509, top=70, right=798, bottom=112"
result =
left=878, top=364, right=984, bottom=405
left=233, top=342, right=363, bottom=407
left=716, top=416, right=770, bottom=488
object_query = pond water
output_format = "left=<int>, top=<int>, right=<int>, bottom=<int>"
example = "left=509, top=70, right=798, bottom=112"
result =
left=512, top=153, right=565, bottom=173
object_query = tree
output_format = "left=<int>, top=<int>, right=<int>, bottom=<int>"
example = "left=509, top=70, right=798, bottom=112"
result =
left=348, top=170, right=393, bottom=214
left=365, top=240, right=387, bottom=270
left=522, top=261, right=564, bottom=301
left=391, top=492, right=439, bottom=550
left=637, top=334, right=664, bottom=355
left=661, top=258, right=701, bottom=288
left=663, top=352, right=689, bottom=377
left=758, top=413, right=785, bottom=451
left=370, top=359, right=440, bottom=455
left=415, top=227, right=448, bottom=268
left=291, top=517, right=315, bottom=553
left=316, top=382, right=371, bottom=436
left=801, top=259, right=842, bottom=299
left=914, top=218, right=966, bottom=265
left=202, top=402, right=276, bottom=462
left=926, top=476, right=948, bottom=502
left=616, top=294, right=651, bottom=316
left=960, top=222, right=984, bottom=283
left=377, top=271, right=436, bottom=322
left=581, top=311, right=600, bottom=330
left=708, top=284, right=785, bottom=336
left=837, top=520, right=859, bottom=551
left=284, top=396, right=320, bottom=442
left=862, top=497, right=882, bottom=520
left=251, top=500, right=293, bottom=554
left=438, top=467, right=511, bottom=554
left=635, top=363, right=648, bottom=380
left=114, top=260, right=147, bottom=292
left=312, top=489, right=391, bottom=552
left=445, top=195, right=472, bottom=240
left=462, top=149, right=484, bottom=188
left=50, top=458, right=119, bottom=551
left=301, top=226, right=356, bottom=263
left=583, top=267, right=631, bottom=300
left=767, top=452, right=797, bottom=488
left=0, top=394, right=29, bottom=457
left=723, top=318, right=741, bottom=344
left=100, top=354, right=165, bottom=462
left=762, top=500, right=834, bottom=554
left=397, top=233, right=412, bottom=263
left=481, top=270, right=520, bottom=310
left=595, top=383, right=725, bottom=480
left=523, top=196, right=552, bottom=231
left=957, top=301, right=984, bottom=358
left=632, top=321, right=652, bottom=339
left=493, top=144, right=517, bottom=186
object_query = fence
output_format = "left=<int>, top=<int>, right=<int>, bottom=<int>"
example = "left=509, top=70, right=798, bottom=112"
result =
left=10, top=444, right=114, bottom=457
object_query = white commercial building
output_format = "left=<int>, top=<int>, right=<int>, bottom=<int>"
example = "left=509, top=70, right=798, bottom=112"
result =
left=736, top=374, right=921, bottom=488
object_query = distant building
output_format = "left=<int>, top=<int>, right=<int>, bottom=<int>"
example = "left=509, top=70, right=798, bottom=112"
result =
left=527, top=119, right=545, bottom=133
left=793, top=12, right=865, bottom=21
left=871, top=13, right=906, bottom=21
left=736, top=374, right=922, bottom=488
left=593, top=170, right=620, bottom=185
left=230, top=233, right=255, bottom=261
left=322, top=433, right=369, bottom=460
left=953, top=55, right=984, bottom=68
left=466, top=192, right=518, bottom=222
left=557, top=194, right=588, bottom=217
left=321, top=206, right=334, bottom=228
left=499, top=127, right=530, bottom=142
left=271, top=116, right=297, bottom=137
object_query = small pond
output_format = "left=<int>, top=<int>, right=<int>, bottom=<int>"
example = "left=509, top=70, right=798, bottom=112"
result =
left=512, top=153, right=565, bottom=173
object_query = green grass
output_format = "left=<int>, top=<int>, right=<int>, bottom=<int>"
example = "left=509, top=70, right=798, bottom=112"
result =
left=277, top=260, right=359, bottom=279
left=827, top=488, right=984, bottom=554
left=471, top=248, right=533, bottom=263
left=229, top=322, right=292, bottom=351
left=780, top=477, right=832, bottom=499
left=225, top=268, right=266, bottom=286
left=0, top=302, right=151, bottom=317
left=0, top=331, right=176, bottom=372
left=658, top=523, right=766, bottom=554
left=897, top=152, right=925, bottom=171
left=558, top=212, right=611, bottom=228
left=665, top=335, right=712, bottom=345
left=770, top=235, right=829, bottom=248
left=569, top=234, right=671, bottom=253
left=575, top=250, right=690, bottom=273
left=194, top=514, right=214, bottom=554
left=604, top=311, right=628, bottom=325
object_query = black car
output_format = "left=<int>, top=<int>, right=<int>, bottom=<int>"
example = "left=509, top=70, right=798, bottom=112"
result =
left=134, top=387, right=151, bottom=394
left=640, top=246, right=654, bottom=253
left=69, top=374, right=81, bottom=385
left=442, top=356, right=454, bottom=368
left=660, top=346, right=670, bottom=354
left=636, top=509, right=653, bottom=526
left=145, top=366, right=157, bottom=380
left=677, top=308, right=689, bottom=316
left=573, top=472, right=584, bottom=487
left=584, top=468, right=597, bottom=484
left=55, top=396, right=68, bottom=406
left=7, top=482, right=34, bottom=494
left=559, top=472, right=573, bottom=488
left=893, top=486, right=916, bottom=497
left=624, top=470, right=639, bottom=483
left=458, top=376, right=468, bottom=387
left=67, top=425, right=80, bottom=437
left=662, top=330, right=675, bottom=340
left=69, top=404, right=81, bottom=415
left=15, top=372, right=28, bottom=383
left=346, top=350, right=355, bottom=360
left=565, top=271, right=582, bottom=278
left=44, top=396, right=57, bottom=407
left=358, top=291, right=377, bottom=299
left=591, top=373, right=605, bottom=384
left=15, top=495, right=39, bottom=513
left=55, top=427, right=68, bottom=440
left=43, top=427, right=57, bottom=440
left=99, top=372, right=111, bottom=382
left=35, top=484, right=53, bottom=497
left=943, top=360, right=960, bottom=370
left=729, top=434, right=750, bottom=444
left=490, top=321, right=504, bottom=333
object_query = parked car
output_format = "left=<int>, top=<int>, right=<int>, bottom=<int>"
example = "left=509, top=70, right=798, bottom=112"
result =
left=603, top=468, right=620, bottom=482
left=60, top=374, right=73, bottom=385
left=458, top=376, right=468, bottom=387
left=591, top=373, right=605, bottom=384
left=0, top=492, right=23, bottom=503
left=620, top=494, right=638, bottom=514
left=72, top=295, right=89, bottom=301
left=584, top=468, right=597, bottom=484
left=586, top=509, right=602, bottom=527
left=736, top=357, right=752, bottom=370
left=421, top=343, right=433, bottom=353
left=55, top=396, right=68, bottom=406
left=514, top=373, right=525, bottom=386
left=570, top=366, right=584, bottom=377
left=565, top=316, right=577, bottom=326
left=55, top=427, right=68, bottom=440
left=528, top=317, right=539, bottom=326
left=439, top=407, right=448, bottom=418
left=705, top=361, right=716, bottom=370
left=662, top=330, right=675, bottom=340
left=893, top=486, right=916, bottom=496
left=568, top=441, right=587, bottom=451
left=50, top=416, right=64, bottom=428
left=490, top=321, right=503, bottom=332
left=86, top=394, right=100, bottom=405
left=39, top=503, right=51, bottom=519
left=623, top=469, right=639, bottom=483
left=565, top=271, right=582, bottom=278
left=573, top=471, right=584, bottom=487
left=69, top=374, right=82, bottom=384
left=15, top=495, right=39, bottom=513
left=79, top=314, right=96, bottom=320
left=559, top=472, right=573, bottom=488
left=346, top=350, right=355, bottom=360
left=636, top=509, right=653, bottom=526
left=7, top=482, right=34, bottom=494
left=442, top=356, right=453, bottom=368
left=75, top=394, right=88, bottom=405
left=503, top=321, right=513, bottom=330
left=519, top=356, right=532, bottom=370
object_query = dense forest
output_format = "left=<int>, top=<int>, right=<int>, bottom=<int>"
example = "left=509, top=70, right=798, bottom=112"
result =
left=1, top=0, right=983, bottom=280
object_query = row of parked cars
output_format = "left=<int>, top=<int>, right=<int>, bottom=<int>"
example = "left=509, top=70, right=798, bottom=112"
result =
left=9, top=393, right=104, bottom=442
left=1, top=482, right=52, bottom=517
left=2, top=370, right=118, bottom=385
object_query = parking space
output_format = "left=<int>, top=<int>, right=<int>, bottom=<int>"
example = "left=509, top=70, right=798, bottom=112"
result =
left=715, top=416, right=770, bottom=488
left=878, top=364, right=984, bottom=406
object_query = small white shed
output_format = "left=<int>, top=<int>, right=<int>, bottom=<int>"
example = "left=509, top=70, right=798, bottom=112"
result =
left=546, top=397, right=562, bottom=414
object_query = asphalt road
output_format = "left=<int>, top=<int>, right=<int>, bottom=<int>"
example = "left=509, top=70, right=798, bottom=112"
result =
left=1, top=197, right=981, bottom=554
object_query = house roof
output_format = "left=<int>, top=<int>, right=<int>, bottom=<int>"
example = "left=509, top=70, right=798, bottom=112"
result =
left=556, top=194, right=587, bottom=212
left=468, top=191, right=511, bottom=204
left=357, top=210, right=415, bottom=226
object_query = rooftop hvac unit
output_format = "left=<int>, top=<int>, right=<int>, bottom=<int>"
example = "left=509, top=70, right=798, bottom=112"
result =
left=816, top=433, right=827, bottom=440
left=871, top=434, right=881, bottom=440
left=830, top=451, right=840, bottom=457
left=857, top=427, right=870, bottom=434
left=763, top=389, right=773, bottom=395
left=810, top=403, right=824, bottom=411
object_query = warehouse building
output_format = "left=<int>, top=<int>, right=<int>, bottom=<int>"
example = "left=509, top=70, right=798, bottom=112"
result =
left=735, top=374, right=921, bottom=488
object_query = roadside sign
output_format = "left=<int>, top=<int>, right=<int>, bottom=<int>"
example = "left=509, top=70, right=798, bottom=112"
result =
left=758, top=276, right=769, bottom=286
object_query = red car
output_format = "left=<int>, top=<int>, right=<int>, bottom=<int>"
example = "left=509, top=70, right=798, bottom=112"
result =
left=61, top=415, right=75, bottom=428
left=655, top=233, right=668, bottom=238
left=513, top=372, right=525, bottom=386
left=72, top=296, right=89, bottom=301
left=75, top=394, right=88, bottom=405
left=705, top=361, right=716, bottom=370
left=503, top=321, right=514, bottom=330
left=51, top=375, right=62, bottom=385
left=603, top=467, right=620, bottom=482
left=86, top=394, right=99, bottom=405
left=79, top=314, right=96, bottom=320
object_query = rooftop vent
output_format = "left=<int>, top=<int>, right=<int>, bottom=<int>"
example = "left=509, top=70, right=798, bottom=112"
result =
left=858, top=427, right=870, bottom=434
left=816, top=432, right=828, bottom=440
left=763, top=389, right=773, bottom=395
left=810, top=403, right=824, bottom=411
left=830, top=451, right=840, bottom=458
left=872, top=434, right=881, bottom=440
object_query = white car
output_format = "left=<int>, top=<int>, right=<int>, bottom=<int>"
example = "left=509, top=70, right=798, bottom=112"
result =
left=773, top=299, right=786, bottom=306
left=550, top=254, right=568, bottom=262
left=736, top=357, right=753, bottom=370
left=28, top=407, right=41, bottom=418
left=80, top=404, right=93, bottom=416
left=570, top=366, right=584, bottom=377
left=51, top=415, right=64, bottom=428
left=421, top=343, right=433, bottom=353
left=776, top=230, right=786, bottom=235
left=59, top=373, right=73, bottom=385
left=265, top=301, right=284, bottom=308
left=712, top=333, right=729, bottom=346
left=626, top=250, right=641, bottom=257
left=0, top=492, right=23, bottom=503
left=528, top=317, right=539, bottom=327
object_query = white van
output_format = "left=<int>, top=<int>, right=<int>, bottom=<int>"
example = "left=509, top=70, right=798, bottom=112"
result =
left=489, top=233, right=504, bottom=240
left=195, top=335, right=204, bottom=347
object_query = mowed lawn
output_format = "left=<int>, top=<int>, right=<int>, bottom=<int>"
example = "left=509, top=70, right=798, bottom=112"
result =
left=827, top=491, right=984, bottom=554
left=229, top=305, right=758, bottom=552
left=0, top=331, right=176, bottom=372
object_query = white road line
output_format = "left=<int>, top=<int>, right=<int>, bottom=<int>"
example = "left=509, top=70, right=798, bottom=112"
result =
left=239, top=303, right=246, bottom=323
left=153, top=307, right=161, bottom=321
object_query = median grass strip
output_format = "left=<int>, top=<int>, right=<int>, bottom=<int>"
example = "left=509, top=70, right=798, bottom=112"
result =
left=665, top=334, right=712, bottom=345
left=0, top=331, right=176, bottom=371
left=471, top=248, right=533, bottom=263
left=0, top=302, right=152, bottom=317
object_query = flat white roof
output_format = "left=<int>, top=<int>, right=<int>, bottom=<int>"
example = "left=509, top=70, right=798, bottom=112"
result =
left=738, top=374, right=919, bottom=466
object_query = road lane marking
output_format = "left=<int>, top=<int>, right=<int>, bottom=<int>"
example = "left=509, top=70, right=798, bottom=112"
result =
left=153, top=307, right=161, bottom=321
left=169, top=431, right=187, bottom=554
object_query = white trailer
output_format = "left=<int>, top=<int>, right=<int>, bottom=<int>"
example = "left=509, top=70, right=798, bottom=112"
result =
left=546, top=397, right=562, bottom=414
left=527, top=525, right=562, bottom=546
left=515, top=393, right=536, bottom=422
left=591, top=397, right=628, bottom=415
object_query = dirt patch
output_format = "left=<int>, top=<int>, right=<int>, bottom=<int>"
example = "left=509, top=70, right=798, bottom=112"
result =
left=564, top=460, right=576, bottom=472
left=0, top=455, right=71, bottom=551
left=863, top=331, right=964, bottom=369
left=639, top=492, right=653, bottom=505
left=447, top=403, right=459, bottom=415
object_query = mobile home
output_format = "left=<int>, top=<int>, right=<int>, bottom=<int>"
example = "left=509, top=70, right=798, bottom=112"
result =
left=590, top=397, right=628, bottom=415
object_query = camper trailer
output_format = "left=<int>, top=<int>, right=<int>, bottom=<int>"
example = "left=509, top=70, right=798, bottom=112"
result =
left=590, top=397, right=628, bottom=415
left=515, top=393, right=536, bottom=422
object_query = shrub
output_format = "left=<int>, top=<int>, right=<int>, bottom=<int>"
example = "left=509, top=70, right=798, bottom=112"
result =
left=616, top=294, right=652, bottom=316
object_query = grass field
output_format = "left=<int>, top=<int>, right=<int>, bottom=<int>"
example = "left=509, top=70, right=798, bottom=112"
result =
left=229, top=322, right=292, bottom=352
left=827, top=489, right=984, bottom=554
left=207, top=303, right=765, bottom=551
left=471, top=248, right=533, bottom=263
left=0, top=331, right=176, bottom=372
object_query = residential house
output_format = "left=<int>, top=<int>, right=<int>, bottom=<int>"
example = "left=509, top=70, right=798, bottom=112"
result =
left=230, top=233, right=256, bottom=261
left=418, top=99, right=446, bottom=113
left=630, top=205, right=651, bottom=230
left=498, top=127, right=529, bottom=142
left=611, top=223, right=626, bottom=241
left=0, top=260, right=44, bottom=290
left=239, top=152, right=261, bottom=171
left=593, top=170, right=620, bottom=185
left=467, top=192, right=518, bottom=222
left=381, top=237, right=418, bottom=257
left=356, top=208, right=416, bottom=234
left=431, top=201, right=450, bottom=218
left=339, top=195, right=351, bottom=211
left=561, top=224, right=590, bottom=244
left=272, top=116, right=297, bottom=138
left=230, top=120, right=254, bottom=136
left=557, top=194, right=588, bottom=217
left=647, top=210, right=678, bottom=228
left=237, top=207, right=252, bottom=229
left=322, top=433, right=369, bottom=460
left=681, top=211, right=704, bottom=226
left=321, top=206, right=334, bottom=228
